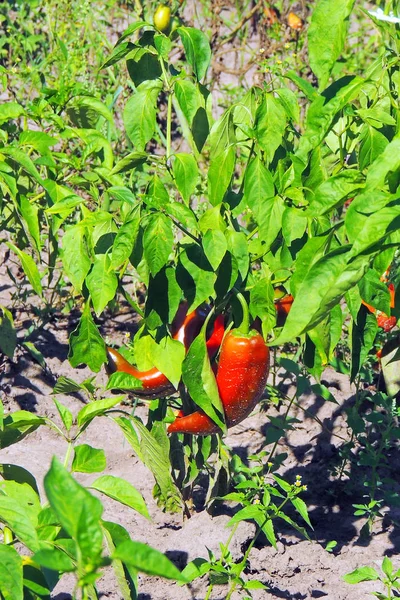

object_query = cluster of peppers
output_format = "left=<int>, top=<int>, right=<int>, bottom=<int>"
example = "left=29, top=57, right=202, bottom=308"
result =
left=105, top=294, right=291, bottom=436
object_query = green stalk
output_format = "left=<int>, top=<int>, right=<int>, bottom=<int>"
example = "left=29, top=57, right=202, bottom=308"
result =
left=234, top=291, right=250, bottom=334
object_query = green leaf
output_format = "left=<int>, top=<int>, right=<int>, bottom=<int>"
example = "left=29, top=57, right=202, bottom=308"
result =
left=177, top=27, right=211, bottom=80
left=69, top=96, right=114, bottom=125
left=272, top=247, right=369, bottom=345
left=365, top=136, right=400, bottom=190
left=150, top=336, right=185, bottom=390
left=174, top=80, right=203, bottom=124
left=296, top=76, right=364, bottom=163
left=243, top=156, right=274, bottom=213
left=180, top=557, right=211, bottom=583
left=307, top=170, right=363, bottom=216
left=182, top=327, right=226, bottom=431
left=202, top=229, right=228, bottom=271
left=68, top=303, right=107, bottom=372
left=0, top=496, right=40, bottom=552
left=173, top=153, right=199, bottom=203
left=177, top=244, right=217, bottom=311
left=19, top=195, right=41, bottom=252
left=291, top=496, right=312, bottom=528
left=101, top=40, right=135, bottom=69
left=62, top=225, right=91, bottom=292
left=227, top=504, right=264, bottom=527
left=106, top=371, right=144, bottom=391
left=111, top=210, right=140, bottom=269
left=350, top=310, right=379, bottom=381
left=381, top=556, right=393, bottom=577
left=111, top=151, right=148, bottom=174
left=6, top=243, right=43, bottom=298
left=108, top=186, right=137, bottom=205
left=126, top=47, right=162, bottom=87
left=123, top=418, right=181, bottom=512
left=71, top=444, right=107, bottom=473
left=343, top=566, right=380, bottom=584
left=32, top=547, right=76, bottom=572
left=359, top=125, right=389, bottom=170
left=143, top=213, right=174, bottom=276
left=146, top=175, right=170, bottom=208
left=275, top=88, right=299, bottom=123
left=308, top=0, right=356, bottom=89
left=44, top=458, right=103, bottom=565
left=114, top=539, right=187, bottom=581
left=257, top=195, right=285, bottom=250
left=123, top=80, right=163, bottom=151
left=0, top=544, right=23, bottom=600
left=86, top=254, right=118, bottom=316
left=77, top=396, right=124, bottom=428
left=255, top=93, right=287, bottom=164
left=90, top=475, right=150, bottom=519
left=208, top=146, right=235, bottom=206
left=0, top=306, right=17, bottom=359
left=2, top=147, right=43, bottom=185
left=250, top=277, right=275, bottom=337
left=53, top=376, right=83, bottom=395
left=0, top=101, right=25, bottom=122
left=349, top=200, right=400, bottom=258
left=53, top=398, right=74, bottom=432
left=115, top=20, right=147, bottom=45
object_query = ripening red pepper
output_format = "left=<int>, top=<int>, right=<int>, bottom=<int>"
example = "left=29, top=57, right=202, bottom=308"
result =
left=168, top=294, right=270, bottom=435
left=275, top=294, right=294, bottom=326
left=106, top=305, right=226, bottom=399
left=361, top=282, right=397, bottom=333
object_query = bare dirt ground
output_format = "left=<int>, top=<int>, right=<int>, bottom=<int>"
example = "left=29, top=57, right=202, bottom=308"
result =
left=1, top=259, right=399, bottom=600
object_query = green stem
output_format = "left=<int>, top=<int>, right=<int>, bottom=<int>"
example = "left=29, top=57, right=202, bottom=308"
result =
left=234, top=291, right=250, bottom=334
left=63, top=441, right=73, bottom=469
left=166, top=90, right=172, bottom=161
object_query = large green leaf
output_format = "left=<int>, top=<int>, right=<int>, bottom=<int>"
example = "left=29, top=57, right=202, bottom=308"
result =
left=0, top=306, right=17, bottom=359
left=71, top=444, right=107, bottom=474
left=182, top=325, right=225, bottom=431
left=243, top=156, right=275, bottom=212
left=68, top=303, right=107, bottom=372
left=307, top=170, right=363, bottom=216
left=208, top=146, right=235, bottom=206
left=296, top=76, right=364, bottom=164
left=86, top=254, right=118, bottom=316
left=143, top=213, right=174, bottom=276
left=113, top=540, right=187, bottom=581
left=177, top=27, right=211, bottom=80
left=90, top=475, right=150, bottom=519
left=62, top=225, right=91, bottom=292
left=308, top=0, right=356, bottom=89
left=174, top=80, right=204, bottom=124
left=123, top=81, right=163, bottom=151
left=44, top=458, right=103, bottom=566
left=6, top=243, right=43, bottom=298
left=272, top=247, right=369, bottom=344
left=173, top=153, right=199, bottom=203
left=0, top=544, right=23, bottom=600
left=255, top=93, right=287, bottom=164
left=0, top=496, right=40, bottom=552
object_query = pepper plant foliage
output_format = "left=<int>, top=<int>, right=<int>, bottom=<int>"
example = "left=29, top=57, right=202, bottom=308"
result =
left=0, top=3, right=399, bottom=379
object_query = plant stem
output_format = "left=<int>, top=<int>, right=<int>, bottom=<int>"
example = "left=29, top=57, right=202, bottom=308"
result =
left=234, top=291, right=250, bottom=334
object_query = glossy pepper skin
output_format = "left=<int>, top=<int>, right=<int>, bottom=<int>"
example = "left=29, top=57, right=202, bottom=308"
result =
left=106, top=307, right=225, bottom=399
left=168, top=329, right=270, bottom=435
left=275, top=294, right=294, bottom=326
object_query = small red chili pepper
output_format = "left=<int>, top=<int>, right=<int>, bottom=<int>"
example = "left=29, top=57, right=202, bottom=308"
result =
left=168, top=294, right=270, bottom=435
